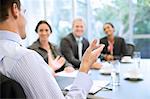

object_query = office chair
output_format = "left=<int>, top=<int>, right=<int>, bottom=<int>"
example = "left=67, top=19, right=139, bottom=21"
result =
left=0, top=73, right=26, bottom=99
left=126, top=44, right=135, bottom=57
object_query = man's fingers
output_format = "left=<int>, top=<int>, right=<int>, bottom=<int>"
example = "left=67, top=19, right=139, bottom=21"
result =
left=92, top=44, right=105, bottom=57
left=58, top=57, right=65, bottom=64
left=86, top=39, right=98, bottom=52
left=55, top=56, right=61, bottom=61
left=90, top=39, right=97, bottom=49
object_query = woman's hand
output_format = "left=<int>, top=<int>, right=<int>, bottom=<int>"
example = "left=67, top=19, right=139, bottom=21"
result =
left=104, top=54, right=114, bottom=61
left=48, top=56, right=66, bottom=71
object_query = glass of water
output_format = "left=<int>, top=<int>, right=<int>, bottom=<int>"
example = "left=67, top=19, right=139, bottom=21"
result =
left=133, top=52, right=141, bottom=69
left=110, top=60, right=120, bottom=86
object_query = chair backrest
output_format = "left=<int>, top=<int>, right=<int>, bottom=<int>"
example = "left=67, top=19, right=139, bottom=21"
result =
left=0, top=73, right=26, bottom=99
left=126, top=44, right=135, bottom=57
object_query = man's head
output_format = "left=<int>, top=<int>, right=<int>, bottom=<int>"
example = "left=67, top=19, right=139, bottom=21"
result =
left=0, top=0, right=26, bottom=39
left=72, top=18, right=85, bottom=38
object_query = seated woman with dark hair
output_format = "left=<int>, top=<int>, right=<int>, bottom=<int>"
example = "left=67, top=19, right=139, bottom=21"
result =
left=100, top=22, right=127, bottom=61
left=28, top=20, right=75, bottom=73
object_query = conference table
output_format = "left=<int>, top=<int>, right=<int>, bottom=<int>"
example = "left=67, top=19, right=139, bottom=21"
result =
left=55, top=59, right=150, bottom=99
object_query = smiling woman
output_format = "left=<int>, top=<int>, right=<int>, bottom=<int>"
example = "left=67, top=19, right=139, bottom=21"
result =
left=100, top=22, right=127, bottom=61
left=28, top=20, right=75, bottom=73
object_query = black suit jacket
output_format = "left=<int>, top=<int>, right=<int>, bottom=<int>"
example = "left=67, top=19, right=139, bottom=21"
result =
left=100, top=36, right=127, bottom=60
left=60, top=33, right=89, bottom=68
left=0, top=73, right=26, bottom=99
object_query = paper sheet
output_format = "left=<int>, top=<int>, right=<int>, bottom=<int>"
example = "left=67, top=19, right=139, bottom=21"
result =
left=65, top=80, right=110, bottom=94
left=55, top=70, right=91, bottom=78
left=55, top=70, right=79, bottom=77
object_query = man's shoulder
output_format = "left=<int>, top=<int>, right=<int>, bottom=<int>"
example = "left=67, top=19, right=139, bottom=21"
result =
left=8, top=46, right=37, bottom=60
left=61, top=33, right=75, bottom=43
left=83, top=37, right=89, bottom=42
left=63, top=33, right=73, bottom=40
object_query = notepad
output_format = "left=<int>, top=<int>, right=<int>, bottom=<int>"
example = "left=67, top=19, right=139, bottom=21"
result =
left=65, top=80, right=110, bottom=94
left=55, top=70, right=91, bottom=78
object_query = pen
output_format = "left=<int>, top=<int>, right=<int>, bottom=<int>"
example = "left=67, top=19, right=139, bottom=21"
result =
left=102, top=87, right=112, bottom=91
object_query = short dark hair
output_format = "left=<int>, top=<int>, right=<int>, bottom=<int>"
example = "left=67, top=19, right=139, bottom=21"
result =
left=0, top=0, right=21, bottom=22
left=35, top=20, right=52, bottom=33
left=104, top=22, right=114, bottom=29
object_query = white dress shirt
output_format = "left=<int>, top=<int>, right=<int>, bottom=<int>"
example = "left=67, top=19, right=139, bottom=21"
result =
left=0, top=30, right=92, bottom=99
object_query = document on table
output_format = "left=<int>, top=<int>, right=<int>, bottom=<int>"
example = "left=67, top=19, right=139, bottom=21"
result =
left=55, top=70, right=91, bottom=78
left=64, top=80, right=110, bottom=94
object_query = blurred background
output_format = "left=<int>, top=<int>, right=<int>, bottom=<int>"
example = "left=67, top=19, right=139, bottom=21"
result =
left=21, top=0, right=150, bottom=58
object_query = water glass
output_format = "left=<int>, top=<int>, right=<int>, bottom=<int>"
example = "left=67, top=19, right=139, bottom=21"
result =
left=110, top=60, right=120, bottom=86
left=133, top=52, right=141, bottom=69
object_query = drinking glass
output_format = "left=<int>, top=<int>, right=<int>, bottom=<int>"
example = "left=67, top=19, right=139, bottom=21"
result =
left=110, top=60, right=120, bottom=86
left=133, top=52, right=141, bottom=69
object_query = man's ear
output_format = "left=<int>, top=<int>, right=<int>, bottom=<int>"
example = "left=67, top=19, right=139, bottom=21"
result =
left=11, top=3, right=20, bottom=19
left=113, top=28, right=115, bottom=32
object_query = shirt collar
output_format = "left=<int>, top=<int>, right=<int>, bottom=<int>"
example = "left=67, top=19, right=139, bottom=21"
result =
left=73, top=34, right=83, bottom=42
left=0, top=30, right=23, bottom=46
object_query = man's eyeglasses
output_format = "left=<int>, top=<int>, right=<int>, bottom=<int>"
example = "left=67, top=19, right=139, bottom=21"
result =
left=23, top=9, right=26, bottom=14
left=21, top=7, right=26, bottom=15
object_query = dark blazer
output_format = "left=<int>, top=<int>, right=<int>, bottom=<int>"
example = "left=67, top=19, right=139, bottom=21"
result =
left=100, top=36, right=127, bottom=60
left=0, top=73, right=26, bottom=99
left=60, top=33, right=89, bottom=68
left=28, top=39, right=73, bottom=72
